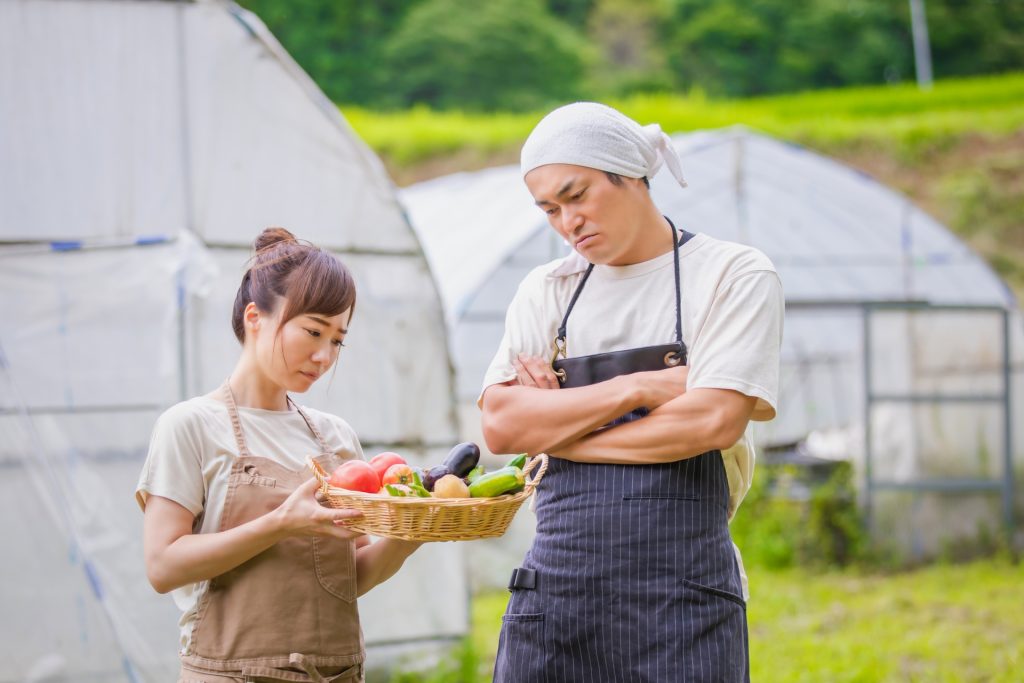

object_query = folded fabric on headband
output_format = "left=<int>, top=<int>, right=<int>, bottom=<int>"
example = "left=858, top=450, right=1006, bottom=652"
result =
left=520, top=102, right=687, bottom=189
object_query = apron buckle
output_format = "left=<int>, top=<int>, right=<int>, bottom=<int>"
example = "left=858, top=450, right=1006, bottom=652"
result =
left=508, top=567, right=537, bottom=591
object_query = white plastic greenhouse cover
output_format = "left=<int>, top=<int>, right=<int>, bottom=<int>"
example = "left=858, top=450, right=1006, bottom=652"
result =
left=0, top=1, right=463, bottom=681
left=401, top=129, right=1023, bottom=554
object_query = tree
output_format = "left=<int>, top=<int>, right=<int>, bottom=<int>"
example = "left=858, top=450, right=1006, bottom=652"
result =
left=237, top=0, right=422, bottom=105
left=380, top=0, right=592, bottom=111
left=586, top=0, right=674, bottom=97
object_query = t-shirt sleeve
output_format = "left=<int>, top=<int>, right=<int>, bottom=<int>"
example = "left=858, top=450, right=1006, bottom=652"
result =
left=478, top=267, right=557, bottom=405
left=328, top=416, right=366, bottom=462
left=135, top=405, right=207, bottom=516
left=687, top=270, right=784, bottom=421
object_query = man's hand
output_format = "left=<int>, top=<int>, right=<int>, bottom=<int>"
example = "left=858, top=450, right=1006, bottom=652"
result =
left=631, top=365, right=689, bottom=410
left=513, top=353, right=561, bottom=389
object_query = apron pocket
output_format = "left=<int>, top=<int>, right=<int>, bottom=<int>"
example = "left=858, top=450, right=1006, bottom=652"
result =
left=312, top=537, right=357, bottom=603
left=677, top=578, right=749, bottom=681
left=495, top=613, right=546, bottom=683
left=681, top=577, right=746, bottom=608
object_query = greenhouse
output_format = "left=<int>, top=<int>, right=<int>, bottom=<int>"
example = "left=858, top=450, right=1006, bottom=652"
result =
left=0, top=1, right=464, bottom=680
left=401, top=127, right=1023, bottom=559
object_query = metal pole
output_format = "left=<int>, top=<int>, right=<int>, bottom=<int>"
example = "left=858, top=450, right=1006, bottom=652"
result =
left=909, top=0, right=934, bottom=89
left=863, top=305, right=874, bottom=535
left=1001, top=309, right=1015, bottom=541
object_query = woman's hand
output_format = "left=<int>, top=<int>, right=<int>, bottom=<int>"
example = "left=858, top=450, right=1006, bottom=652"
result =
left=513, top=353, right=561, bottom=389
left=273, top=477, right=365, bottom=541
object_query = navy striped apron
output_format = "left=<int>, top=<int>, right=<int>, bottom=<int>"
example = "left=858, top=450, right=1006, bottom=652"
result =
left=494, top=221, right=750, bottom=683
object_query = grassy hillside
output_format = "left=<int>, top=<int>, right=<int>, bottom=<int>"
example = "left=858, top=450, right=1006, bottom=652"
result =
left=387, top=559, right=1024, bottom=683
left=344, top=73, right=1024, bottom=301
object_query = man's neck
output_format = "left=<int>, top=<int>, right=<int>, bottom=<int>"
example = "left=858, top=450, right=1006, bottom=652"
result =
left=608, top=210, right=675, bottom=266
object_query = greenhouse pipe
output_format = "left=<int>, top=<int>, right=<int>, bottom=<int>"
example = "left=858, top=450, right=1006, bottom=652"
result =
left=909, top=0, right=934, bottom=89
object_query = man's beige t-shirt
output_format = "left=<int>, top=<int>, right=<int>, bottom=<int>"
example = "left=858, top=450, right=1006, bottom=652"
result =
left=135, top=395, right=364, bottom=653
left=480, top=232, right=784, bottom=595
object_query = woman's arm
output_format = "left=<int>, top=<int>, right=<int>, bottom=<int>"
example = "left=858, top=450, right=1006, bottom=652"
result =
left=143, top=477, right=363, bottom=594
left=354, top=538, right=422, bottom=596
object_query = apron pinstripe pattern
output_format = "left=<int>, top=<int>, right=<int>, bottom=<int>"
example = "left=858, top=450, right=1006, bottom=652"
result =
left=494, top=453, right=749, bottom=683
left=494, top=222, right=750, bottom=682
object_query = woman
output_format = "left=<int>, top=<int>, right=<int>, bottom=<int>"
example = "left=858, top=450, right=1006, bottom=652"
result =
left=136, top=227, right=418, bottom=682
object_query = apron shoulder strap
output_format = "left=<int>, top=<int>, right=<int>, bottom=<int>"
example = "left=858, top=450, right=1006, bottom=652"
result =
left=554, top=218, right=690, bottom=365
left=291, top=400, right=333, bottom=456
left=221, top=379, right=254, bottom=458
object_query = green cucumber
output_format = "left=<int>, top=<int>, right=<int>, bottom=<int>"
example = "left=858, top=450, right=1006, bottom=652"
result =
left=468, top=466, right=525, bottom=498
left=506, top=453, right=528, bottom=469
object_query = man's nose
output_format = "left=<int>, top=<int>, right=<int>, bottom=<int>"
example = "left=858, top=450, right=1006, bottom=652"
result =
left=560, top=206, right=583, bottom=236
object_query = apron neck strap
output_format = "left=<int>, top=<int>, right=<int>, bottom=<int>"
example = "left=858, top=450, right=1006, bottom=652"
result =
left=555, top=217, right=691, bottom=364
left=220, top=379, right=332, bottom=458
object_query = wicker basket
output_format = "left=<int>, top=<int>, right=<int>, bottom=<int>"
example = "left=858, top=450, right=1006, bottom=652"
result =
left=308, top=454, right=548, bottom=542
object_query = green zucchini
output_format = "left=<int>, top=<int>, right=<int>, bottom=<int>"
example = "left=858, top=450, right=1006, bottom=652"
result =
left=506, top=453, right=528, bottom=469
left=465, top=465, right=485, bottom=484
left=468, top=466, right=525, bottom=498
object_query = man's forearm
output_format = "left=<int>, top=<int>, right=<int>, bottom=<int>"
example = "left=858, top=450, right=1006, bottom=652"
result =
left=481, top=376, right=644, bottom=456
left=553, top=388, right=755, bottom=465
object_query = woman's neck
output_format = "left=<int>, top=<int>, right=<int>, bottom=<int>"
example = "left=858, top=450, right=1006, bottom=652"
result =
left=228, top=355, right=290, bottom=411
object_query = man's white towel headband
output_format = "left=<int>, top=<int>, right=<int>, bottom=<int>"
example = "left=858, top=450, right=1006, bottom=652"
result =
left=520, top=102, right=687, bottom=188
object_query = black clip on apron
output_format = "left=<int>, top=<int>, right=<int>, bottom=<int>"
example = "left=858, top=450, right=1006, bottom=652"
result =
left=494, top=218, right=750, bottom=683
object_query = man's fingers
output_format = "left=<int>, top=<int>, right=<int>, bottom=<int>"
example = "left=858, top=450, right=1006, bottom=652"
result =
left=513, top=357, right=537, bottom=387
left=518, top=354, right=559, bottom=390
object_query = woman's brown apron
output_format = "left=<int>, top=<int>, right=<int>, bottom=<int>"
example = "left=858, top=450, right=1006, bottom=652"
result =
left=178, top=382, right=364, bottom=683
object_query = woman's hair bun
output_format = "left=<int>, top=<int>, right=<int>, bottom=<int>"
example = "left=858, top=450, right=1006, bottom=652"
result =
left=254, top=226, right=297, bottom=252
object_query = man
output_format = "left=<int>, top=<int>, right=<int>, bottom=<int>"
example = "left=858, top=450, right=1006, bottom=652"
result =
left=479, top=103, right=783, bottom=682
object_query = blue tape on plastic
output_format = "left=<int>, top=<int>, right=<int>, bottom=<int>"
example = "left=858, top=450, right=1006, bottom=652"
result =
left=83, top=558, right=103, bottom=601
left=50, top=241, right=83, bottom=252
left=135, top=235, right=169, bottom=246
left=123, top=657, right=142, bottom=683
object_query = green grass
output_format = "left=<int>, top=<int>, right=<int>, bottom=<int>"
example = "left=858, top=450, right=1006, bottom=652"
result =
left=392, top=559, right=1024, bottom=682
left=345, top=72, right=1024, bottom=167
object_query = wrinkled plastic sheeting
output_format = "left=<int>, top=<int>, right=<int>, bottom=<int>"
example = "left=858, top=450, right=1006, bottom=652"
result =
left=0, top=375, right=180, bottom=681
left=0, top=235, right=463, bottom=680
left=0, top=0, right=415, bottom=254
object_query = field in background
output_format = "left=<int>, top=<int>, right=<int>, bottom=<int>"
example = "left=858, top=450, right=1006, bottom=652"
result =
left=345, top=71, right=1024, bottom=303
left=390, top=559, right=1024, bottom=682
left=346, top=72, right=1024, bottom=168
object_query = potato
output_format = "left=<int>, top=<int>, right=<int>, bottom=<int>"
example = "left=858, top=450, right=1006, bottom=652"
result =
left=432, top=474, right=471, bottom=498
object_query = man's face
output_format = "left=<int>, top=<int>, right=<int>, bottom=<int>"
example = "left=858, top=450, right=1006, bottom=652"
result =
left=525, top=163, right=649, bottom=266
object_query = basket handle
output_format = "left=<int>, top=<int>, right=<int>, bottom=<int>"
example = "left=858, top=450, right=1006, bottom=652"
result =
left=522, top=453, right=548, bottom=493
left=307, top=457, right=332, bottom=498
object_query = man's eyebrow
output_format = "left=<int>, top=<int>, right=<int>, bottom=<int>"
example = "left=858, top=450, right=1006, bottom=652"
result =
left=534, top=178, right=578, bottom=206
left=307, top=315, right=347, bottom=335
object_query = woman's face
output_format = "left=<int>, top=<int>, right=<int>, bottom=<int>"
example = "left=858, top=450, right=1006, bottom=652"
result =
left=253, top=306, right=352, bottom=393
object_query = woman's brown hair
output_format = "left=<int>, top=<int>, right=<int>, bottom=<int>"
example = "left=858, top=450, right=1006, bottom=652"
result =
left=231, top=227, right=357, bottom=344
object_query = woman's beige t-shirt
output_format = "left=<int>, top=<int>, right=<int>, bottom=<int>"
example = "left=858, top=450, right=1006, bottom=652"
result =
left=135, top=395, right=364, bottom=654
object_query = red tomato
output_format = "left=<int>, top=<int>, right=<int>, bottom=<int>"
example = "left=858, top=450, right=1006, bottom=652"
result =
left=381, top=463, right=417, bottom=486
left=368, top=451, right=407, bottom=482
left=328, top=460, right=381, bottom=493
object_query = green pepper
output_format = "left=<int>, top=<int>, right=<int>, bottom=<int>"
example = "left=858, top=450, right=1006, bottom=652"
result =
left=506, top=453, right=528, bottom=469
left=385, top=484, right=408, bottom=497
left=465, top=465, right=485, bottom=484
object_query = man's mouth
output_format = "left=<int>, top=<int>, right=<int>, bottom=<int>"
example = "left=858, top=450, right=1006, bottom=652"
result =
left=575, top=234, right=597, bottom=249
left=300, top=371, right=319, bottom=381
